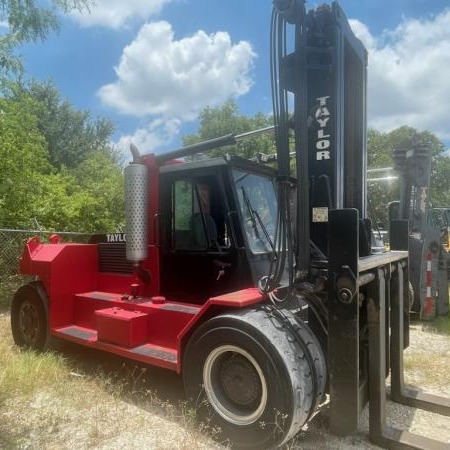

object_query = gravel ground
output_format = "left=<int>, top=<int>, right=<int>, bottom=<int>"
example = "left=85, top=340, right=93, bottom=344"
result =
left=1, top=315, right=449, bottom=449
left=290, top=323, right=450, bottom=449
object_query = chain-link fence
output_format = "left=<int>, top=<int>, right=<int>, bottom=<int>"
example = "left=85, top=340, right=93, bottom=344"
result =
left=0, top=229, right=90, bottom=309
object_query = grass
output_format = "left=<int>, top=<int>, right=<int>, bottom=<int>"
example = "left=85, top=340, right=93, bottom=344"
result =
left=431, top=315, right=450, bottom=335
left=403, top=348, right=449, bottom=391
left=0, top=286, right=448, bottom=448
left=0, top=275, right=24, bottom=311
left=403, top=311, right=450, bottom=392
left=0, top=313, right=222, bottom=449
left=0, top=315, right=70, bottom=447
left=0, top=346, right=68, bottom=399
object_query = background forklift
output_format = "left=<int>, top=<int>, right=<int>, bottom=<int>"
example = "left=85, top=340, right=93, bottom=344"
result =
left=10, top=1, right=450, bottom=448
left=390, top=141, right=449, bottom=319
left=429, top=207, right=450, bottom=274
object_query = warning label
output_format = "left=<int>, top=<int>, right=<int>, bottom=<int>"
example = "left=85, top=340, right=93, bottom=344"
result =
left=312, top=207, right=329, bottom=223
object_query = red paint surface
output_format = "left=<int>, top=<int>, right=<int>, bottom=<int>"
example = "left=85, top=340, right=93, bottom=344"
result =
left=17, top=156, right=267, bottom=373
left=20, top=236, right=264, bottom=370
left=96, top=307, right=148, bottom=347
left=20, top=240, right=97, bottom=328
left=96, top=273, right=134, bottom=294
left=53, top=326, right=178, bottom=371
left=176, top=288, right=264, bottom=372
left=73, top=292, right=201, bottom=349
left=141, top=154, right=161, bottom=296
left=423, top=297, right=434, bottom=316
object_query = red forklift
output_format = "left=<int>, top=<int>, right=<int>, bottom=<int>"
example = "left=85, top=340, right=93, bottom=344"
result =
left=11, top=1, right=450, bottom=448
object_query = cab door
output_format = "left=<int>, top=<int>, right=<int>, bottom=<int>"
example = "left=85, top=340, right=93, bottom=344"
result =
left=159, top=169, right=252, bottom=303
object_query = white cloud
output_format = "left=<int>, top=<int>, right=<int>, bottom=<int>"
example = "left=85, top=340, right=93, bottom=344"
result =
left=102, top=21, right=255, bottom=156
left=114, top=118, right=181, bottom=157
left=349, top=10, right=450, bottom=141
left=70, top=0, right=172, bottom=29
left=98, top=21, right=256, bottom=122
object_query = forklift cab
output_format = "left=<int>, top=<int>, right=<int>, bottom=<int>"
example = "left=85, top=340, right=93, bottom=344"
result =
left=159, top=157, right=279, bottom=303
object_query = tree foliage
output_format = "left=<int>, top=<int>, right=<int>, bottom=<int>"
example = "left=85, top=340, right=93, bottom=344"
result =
left=0, top=91, right=49, bottom=226
left=22, top=80, right=115, bottom=169
left=183, top=103, right=450, bottom=230
left=1, top=82, right=448, bottom=237
left=0, top=3, right=125, bottom=234
left=0, top=0, right=91, bottom=73
left=183, top=100, right=275, bottom=159
left=33, top=156, right=124, bottom=233
left=367, top=126, right=450, bottom=227
left=0, top=80, right=124, bottom=232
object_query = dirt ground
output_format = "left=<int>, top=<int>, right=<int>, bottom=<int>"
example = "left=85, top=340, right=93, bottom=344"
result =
left=0, top=313, right=449, bottom=449
left=292, top=321, right=450, bottom=449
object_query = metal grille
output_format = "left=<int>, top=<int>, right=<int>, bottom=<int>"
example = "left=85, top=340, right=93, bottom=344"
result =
left=98, top=243, right=133, bottom=274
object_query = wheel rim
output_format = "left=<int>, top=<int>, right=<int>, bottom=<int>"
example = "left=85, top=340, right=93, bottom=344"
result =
left=203, top=345, right=268, bottom=426
left=19, top=300, right=40, bottom=346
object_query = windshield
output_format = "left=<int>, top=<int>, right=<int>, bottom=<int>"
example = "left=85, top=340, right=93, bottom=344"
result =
left=233, top=169, right=277, bottom=254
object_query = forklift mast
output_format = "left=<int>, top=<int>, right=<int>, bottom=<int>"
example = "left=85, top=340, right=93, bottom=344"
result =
left=392, top=141, right=432, bottom=239
left=272, top=0, right=368, bottom=265
left=392, top=141, right=449, bottom=317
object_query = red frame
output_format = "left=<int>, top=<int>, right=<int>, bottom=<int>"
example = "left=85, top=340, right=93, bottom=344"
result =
left=19, top=155, right=266, bottom=373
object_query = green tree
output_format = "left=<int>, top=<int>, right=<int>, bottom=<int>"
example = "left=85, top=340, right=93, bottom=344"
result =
left=34, top=161, right=124, bottom=233
left=0, top=0, right=90, bottom=73
left=0, top=92, right=49, bottom=227
left=367, top=126, right=449, bottom=227
left=430, top=154, right=450, bottom=208
left=183, top=100, right=275, bottom=159
left=0, top=81, right=124, bottom=233
left=186, top=106, right=450, bottom=229
left=71, top=150, right=125, bottom=232
left=368, top=126, right=444, bottom=167
left=23, top=80, right=115, bottom=169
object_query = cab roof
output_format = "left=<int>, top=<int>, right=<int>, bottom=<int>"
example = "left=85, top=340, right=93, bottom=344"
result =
left=159, top=154, right=277, bottom=178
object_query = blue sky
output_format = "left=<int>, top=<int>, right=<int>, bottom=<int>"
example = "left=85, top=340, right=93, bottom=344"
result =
left=18, top=0, right=450, bottom=157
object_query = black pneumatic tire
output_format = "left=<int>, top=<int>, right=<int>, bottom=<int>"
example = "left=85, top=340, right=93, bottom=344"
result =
left=280, top=307, right=327, bottom=416
left=183, top=307, right=325, bottom=449
left=11, top=283, right=49, bottom=351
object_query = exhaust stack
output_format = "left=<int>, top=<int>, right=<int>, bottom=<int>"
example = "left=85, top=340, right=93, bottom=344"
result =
left=124, top=143, right=148, bottom=263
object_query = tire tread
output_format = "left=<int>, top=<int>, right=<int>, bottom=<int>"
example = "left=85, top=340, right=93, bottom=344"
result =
left=184, top=305, right=326, bottom=448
